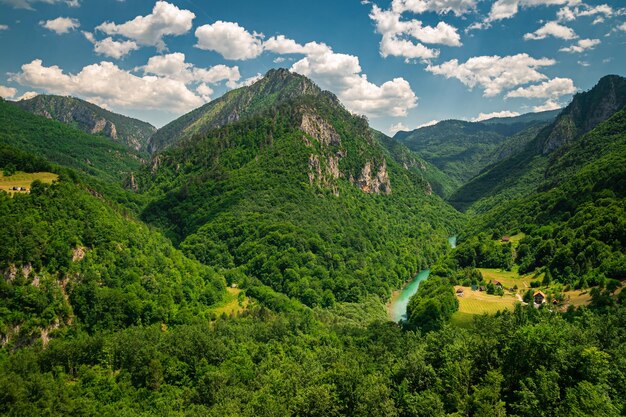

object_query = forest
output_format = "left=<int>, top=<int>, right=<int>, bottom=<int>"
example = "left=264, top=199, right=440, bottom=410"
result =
left=0, top=72, right=624, bottom=416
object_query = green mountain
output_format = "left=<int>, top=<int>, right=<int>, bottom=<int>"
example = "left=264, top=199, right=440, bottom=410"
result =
left=14, top=95, right=156, bottom=154
left=139, top=69, right=463, bottom=305
left=148, top=68, right=323, bottom=154
left=0, top=98, right=143, bottom=185
left=450, top=74, right=626, bottom=213
left=0, top=144, right=225, bottom=347
left=393, top=111, right=558, bottom=186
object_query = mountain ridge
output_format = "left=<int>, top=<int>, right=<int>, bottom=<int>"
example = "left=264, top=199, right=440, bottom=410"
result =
left=14, top=94, right=156, bottom=154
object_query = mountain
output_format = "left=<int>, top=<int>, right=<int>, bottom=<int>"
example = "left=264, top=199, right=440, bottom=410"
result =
left=139, top=69, right=463, bottom=305
left=393, top=110, right=559, bottom=185
left=14, top=95, right=156, bottom=154
left=0, top=99, right=143, bottom=185
left=451, top=74, right=626, bottom=213
left=148, top=68, right=323, bottom=154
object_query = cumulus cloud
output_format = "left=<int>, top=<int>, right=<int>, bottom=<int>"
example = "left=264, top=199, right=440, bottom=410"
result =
left=505, top=77, right=576, bottom=99
left=40, top=17, right=80, bottom=34
left=618, top=22, right=626, bottom=32
left=195, top=21, right=264, bottom=60
left=96, top=1, right=194, bottom=51
left=0, top=85, right=17, bottom=99
left=523, top=21, right=577, bottom=40
left=391, top=0, right=477, bottom=16
left=533, top=99, right=562, bottom=112
left=559, top=38, right=600, bottom=53
left=557, top=3, right=613, bottom=22
left=417, top=119, right=440, bottom=128
left=389, top=122, right=409, bottom=135
left=83, top=32, right=139, bottom=59
left=16, top=91, right=38, bottom=101
left=290, top=42, right=417, bottom=117
left=0, top=25, right=9, bottom=31
left=472, top=110, right=520, bottom=122
left=369, top=5, right=461, bottom=61
left=202, top=21, right=419, bottom=118
left=487, top=0, right=576, bottom=22
left=141, top=52, right=241, bottom=88
left=426, top=53, right=556, bottom=97
left=10, top=58, right=205, bottom=113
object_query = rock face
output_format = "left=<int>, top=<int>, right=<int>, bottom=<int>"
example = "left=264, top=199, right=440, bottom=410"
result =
left=300, top=112, right=341, bottom=147
left=14, top=95, right=156, bottom=153
left=540, top=74, right=626, bottom=154
left=354, top=160, right=392, bottom=195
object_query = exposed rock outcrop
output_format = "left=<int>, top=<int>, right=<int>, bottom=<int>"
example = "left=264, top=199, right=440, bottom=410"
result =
left=300, top=112, right=341, bottom=147
left=354, top=160, right=392, bottom=195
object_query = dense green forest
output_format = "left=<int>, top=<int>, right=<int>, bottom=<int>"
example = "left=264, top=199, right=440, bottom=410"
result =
left=0, top=71, right=624, bottom=416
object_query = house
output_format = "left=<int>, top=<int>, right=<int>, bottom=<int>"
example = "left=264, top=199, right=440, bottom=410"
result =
left=501, top=235, right=510, bottom=242
left=534, top=291, right=546, bottom=305
left=493, top=280, right=503, bottom=289
left=479, top=285, right=487, bottom=292
left=456, top=288, right=464, bottom=297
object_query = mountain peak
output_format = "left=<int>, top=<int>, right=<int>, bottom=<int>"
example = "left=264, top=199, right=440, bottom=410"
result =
left=539, top=74, right=626, bottom=154
left=148, top=69, right=328, bottom=154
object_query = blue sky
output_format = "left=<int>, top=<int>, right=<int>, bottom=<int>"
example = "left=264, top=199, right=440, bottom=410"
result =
left=0, top=0, right=625, bottom=134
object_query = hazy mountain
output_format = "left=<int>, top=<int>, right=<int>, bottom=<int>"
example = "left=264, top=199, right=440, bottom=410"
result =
left=393, top=111, right=559, bottom=185
left=450, top=74, right=626, bottom=213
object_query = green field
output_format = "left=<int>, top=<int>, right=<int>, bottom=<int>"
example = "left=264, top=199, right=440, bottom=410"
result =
left=0, top=171, right=58, bottom=194
left=210, top=287, right=249, bottom=317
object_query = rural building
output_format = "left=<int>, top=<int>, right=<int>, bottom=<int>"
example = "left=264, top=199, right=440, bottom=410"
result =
left=534, top=291, right=546, bottom=305
left=456, top=288, right=464, bottom=297
left=501, top=235, right=510, bottom=242
left=493, top=281, right=503, bottom=289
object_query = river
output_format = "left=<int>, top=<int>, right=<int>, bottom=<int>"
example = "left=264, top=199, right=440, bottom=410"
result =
left=388, top=236, right=457, bottom=322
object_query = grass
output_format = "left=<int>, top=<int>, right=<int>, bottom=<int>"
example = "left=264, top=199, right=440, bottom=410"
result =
left=0, top=171, right=58, bottom=194
left=211, top=287, right=248, bottom=317
left=478, top=267, right=533, bottom=289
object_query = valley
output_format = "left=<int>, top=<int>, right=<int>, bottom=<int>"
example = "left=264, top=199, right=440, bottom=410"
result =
left=0, top=70, right=624, bottom=416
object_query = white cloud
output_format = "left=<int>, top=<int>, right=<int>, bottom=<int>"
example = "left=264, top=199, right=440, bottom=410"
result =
left=0, top=25, right=8, bottom=31
left=505, top=77, right=576, bottom=99
left=426, top=53, right=556, bottom=97
left=273, top=57, right=286, bottom=63
left=195, top=21, right=263, bottom=60
left=578, top=60, right=590, bottom=66
left=16, top=91, right=38, bottom=101
left=1, top=0, right=79, bottom=10
left=0, top=85, right=17, bottom=99
left=417, top=119, right=440, bottom=128
left=96, top=1, right=194, bottom=51
left=557, top=4, right=613, bottom=21
left=523, top=21, right=577, bottom=40
left=40, top=17, right=80, bottom=34
left=472, top=110, right=520, bottom=122
left=11, top=59, right=204, bottom=113
left=195, top=83, right=213, bottom=100
left=592, top=16, right=604, bottom=24
left=391, top=0, right=477, bottom=16
left=559, top=38, right=600, bottom=52
left=291, top=45, right=418, bottom=117
left=487, top=0, right=577, bottom=22
left=533, top=99, right=561, bottom=112
left=83, top=32, right=139, bottom=59
left=369, top=5, right=461, bottom=61
left=140, top=53, right=241, bottom=89
left=389, top=122, right=409, bottom=135
left=619, top=22, right=626, bottom=32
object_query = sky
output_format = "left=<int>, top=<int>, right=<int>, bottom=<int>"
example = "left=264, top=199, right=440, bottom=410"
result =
left=0, top=0, right=625, bottom=135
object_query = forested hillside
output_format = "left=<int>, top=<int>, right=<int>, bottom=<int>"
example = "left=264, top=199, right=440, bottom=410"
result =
left=393, top=111, right=558, bottom=187
left=0, top=70, right=624, bottom=417
left=139, top=71, right=462, bottom=306
left=14, top=95, right=156, bottom=154
left=450, top=75, right=626, bottom=213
